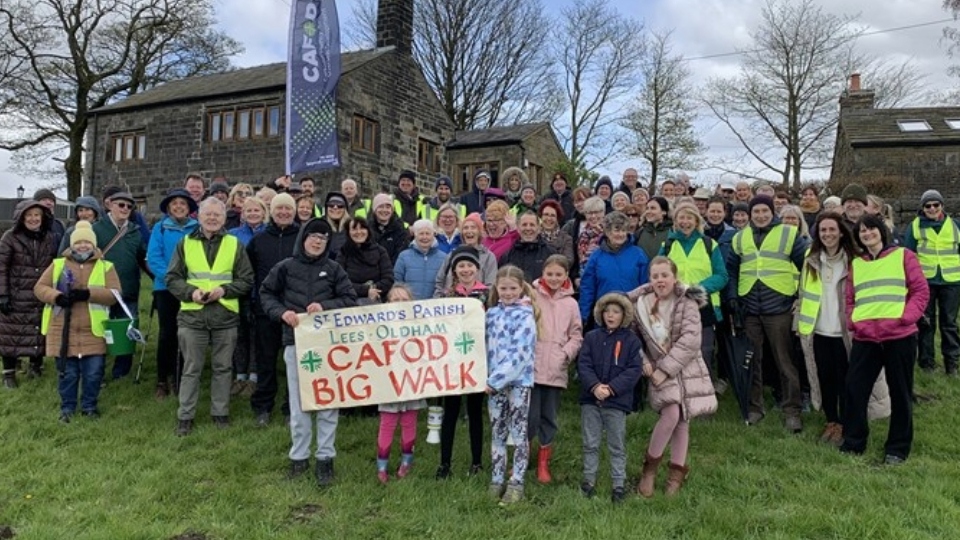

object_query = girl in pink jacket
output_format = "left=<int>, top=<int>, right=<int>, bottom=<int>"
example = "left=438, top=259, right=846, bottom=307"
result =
left=529, top=255, right=583, bottom=484
left=841, top=214, right=929, bottom=464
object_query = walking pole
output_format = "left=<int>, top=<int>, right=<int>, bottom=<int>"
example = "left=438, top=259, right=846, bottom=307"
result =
left=134, top=299, right=156, bottom=384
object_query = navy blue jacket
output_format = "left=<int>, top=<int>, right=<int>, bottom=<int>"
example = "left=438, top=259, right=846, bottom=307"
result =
left=577, top=327, right=642, bottom=413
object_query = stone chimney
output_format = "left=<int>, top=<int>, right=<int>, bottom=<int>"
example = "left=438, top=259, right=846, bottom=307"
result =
left=376, top=0, right=414, bottom=54
left=839, top=72, right=875, bottom=110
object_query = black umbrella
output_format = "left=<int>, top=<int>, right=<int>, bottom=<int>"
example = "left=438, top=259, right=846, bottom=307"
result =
left=56, top=269, right=75, bottom=376
left=722, top=326, right=754, bottom=423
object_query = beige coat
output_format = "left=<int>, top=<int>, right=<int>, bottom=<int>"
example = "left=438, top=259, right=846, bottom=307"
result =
left=629, top=284, right=717, bottom=419
left=794, top=254, right=891, bottom=420
left=34, top=249, right=120, bottom=358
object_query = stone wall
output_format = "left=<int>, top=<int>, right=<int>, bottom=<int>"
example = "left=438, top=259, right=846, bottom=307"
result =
left=446, top=128, right=567, bottom=196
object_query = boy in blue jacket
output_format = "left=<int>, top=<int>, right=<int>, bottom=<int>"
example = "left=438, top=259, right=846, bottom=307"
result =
left=577, top=292, right=642, bottom=504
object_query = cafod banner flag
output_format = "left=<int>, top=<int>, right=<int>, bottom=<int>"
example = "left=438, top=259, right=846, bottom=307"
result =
left=293, top=298, right=488, bottom=411
left=285, top=0, right=341, bottom=175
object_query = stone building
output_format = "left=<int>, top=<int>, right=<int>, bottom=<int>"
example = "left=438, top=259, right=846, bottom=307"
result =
left=831, top=74, right=960, bottom=219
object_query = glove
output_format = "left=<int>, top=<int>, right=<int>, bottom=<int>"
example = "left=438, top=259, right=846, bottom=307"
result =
left=68, top=289, right=91, bottom=302
left=54, top=294, right=73, bottom=308
left=730, top=299, right=746, bottom=332
left=0, top=296, right=11, bottom=315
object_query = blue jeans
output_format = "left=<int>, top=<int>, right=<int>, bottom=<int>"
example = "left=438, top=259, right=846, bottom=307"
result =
left=109, top=301, right=138, bottom=379
left=58, top=355, right=105, bottom=414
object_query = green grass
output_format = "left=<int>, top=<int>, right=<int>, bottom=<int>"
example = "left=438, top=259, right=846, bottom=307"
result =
left=2, top=294, right=960, bottom=539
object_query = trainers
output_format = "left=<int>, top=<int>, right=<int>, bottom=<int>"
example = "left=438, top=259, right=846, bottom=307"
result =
left=59, top=412, right=72, bottom=424
left=240, top=380, right=257, bottom=398
left=580, top=481, right=596, bottom=498
left=747, top=411, right=765, bottom=425
left=499, top=483, right=524, bottom=505
left=397, top=463, right=412, bottom=479
left=82, top=410, right=100, bottom=419
left=611, top=487, right=626, bottom=504
left=154, top=382, right=170, bottom=401
left=255, top=412, right=270, bottom=427
left=488, top=483, right=504, bottom=500
left=315, top=458, right=335, bottom=487
left=2, top=372, right=16, bottom=389
left=785, top=416, right=803, bottom=433
left=27, top=363, right=43, bottom=379
left=378, top=470, right=389, bottom=485
left=819, top=422, right=839, bottom=444
left=288, top=459, right=309, bottom=479
left=435, top=464, right=451, bottom=480
left=212, top=416, right=230, bottom=429
left=176, top=419, right=193, bottom=437
left=230, top=380, right=245, bottom=396
left=884, top=454, right=905, bottom=465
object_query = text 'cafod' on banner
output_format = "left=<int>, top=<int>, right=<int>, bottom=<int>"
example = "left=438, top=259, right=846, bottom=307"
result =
left=293, top=298, right=488, bottom=411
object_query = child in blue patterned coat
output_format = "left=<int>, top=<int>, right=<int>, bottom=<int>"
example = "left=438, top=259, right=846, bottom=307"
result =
left=485, top=265, right=539, bottom=505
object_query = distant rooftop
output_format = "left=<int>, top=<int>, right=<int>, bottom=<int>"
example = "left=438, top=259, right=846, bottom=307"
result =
left=841, top=106, right=960, bottom=146
left=447, top=122, right=553, bottom=149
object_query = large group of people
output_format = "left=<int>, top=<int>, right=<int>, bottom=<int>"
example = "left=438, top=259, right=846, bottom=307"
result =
left=0, top=167, right=949, bottom=504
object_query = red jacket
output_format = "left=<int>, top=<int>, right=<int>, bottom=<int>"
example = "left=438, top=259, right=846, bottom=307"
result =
left=845, top=246, right=929, bottom=343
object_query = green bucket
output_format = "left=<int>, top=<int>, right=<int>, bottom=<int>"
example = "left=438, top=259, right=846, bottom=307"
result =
left=102, top=318, right=139, bottom=356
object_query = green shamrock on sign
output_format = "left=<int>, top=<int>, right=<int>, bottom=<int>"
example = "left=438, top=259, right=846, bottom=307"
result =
left=300, top=350, right=323, bottom=373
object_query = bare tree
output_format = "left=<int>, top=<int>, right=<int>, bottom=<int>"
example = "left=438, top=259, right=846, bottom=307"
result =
left=0, top=0, right=242, bottom=198
left=553, top=0, right=645, bottom=171
left=943, top=0, right=960, bottom=101
left=622, top=30, right=704, bottom=192
left=349, top=0, right=561, bottom=130
left=702, top=0, right=923, bottom=190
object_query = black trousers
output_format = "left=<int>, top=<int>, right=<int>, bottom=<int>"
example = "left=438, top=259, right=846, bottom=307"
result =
left=440, top=392, right=484, bottom=468
left=841, top=335, right=916, bottom=460
left=153, top=290, right=182, bottom=385
left=250, top=315, right=286, bottom=415
left=813, top=334, right=848, bottom=424
left=918, top=283, right=960, bottom=372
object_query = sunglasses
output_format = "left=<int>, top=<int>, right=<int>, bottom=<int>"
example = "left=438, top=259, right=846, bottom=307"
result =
left=327, top=204, right=344, bottom=209
left=114, top=201, right=133, bottom=210
left=924, top=203, right=941, bottom=209
left=626, top=213, right=639, bottom=218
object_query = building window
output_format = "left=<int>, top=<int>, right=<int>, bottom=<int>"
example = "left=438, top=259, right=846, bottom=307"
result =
left=897, top=120, right=932, bottom=132
left=352, top=115, right=380, bottom=153
left=108, top=131, right=146, bottom=162
left=418, top=138, right=440, bottom=173
left=209, top=105, right=282, bottom=142
left=456, top=163, right=500, bottom=193
left=527, top=162, right=543, bottom=187
left=946, top=119, right=960, bottom=130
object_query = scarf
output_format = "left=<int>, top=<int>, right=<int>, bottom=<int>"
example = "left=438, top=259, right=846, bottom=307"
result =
left=577, top=222, right=604, bottom=273
left=800, top=199, right=821, bottom=214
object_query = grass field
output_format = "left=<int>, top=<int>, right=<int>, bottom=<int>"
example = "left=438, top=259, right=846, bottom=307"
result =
left=2, top=299, right=960, bottom=539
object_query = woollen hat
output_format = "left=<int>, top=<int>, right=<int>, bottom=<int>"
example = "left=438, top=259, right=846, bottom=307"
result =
left=749, top=195, right=775, bottom=214
left=435, top=176, right=453, bottom=190
left=270, top=193, right=296, bottom=212
left=449, top=245, right=481, bottom=270
left=324, top=192, right=347, bottom=207
left=33, top=188, right=56, bottom=202
left=373, top=193, right=393, bottom=210
left=302, top=218, right=332, bottom=238
left=840, top=183, right=868, bottom=205
left=594, top=176, right=614, bottom=194
left=462, top=212, right=484, bottom=232
left=484, top=187, right=506, bottom=201
left=398, top=170, right=417, bottom=183
left=732, top=202, right=750, bottom=215
left=920, top=189, right=944, bottom=207
left=70, top=221, right=97, bottom=247
left=520, top=183, right=537, bottom=196
left=209, top=182, right=230, bottom=196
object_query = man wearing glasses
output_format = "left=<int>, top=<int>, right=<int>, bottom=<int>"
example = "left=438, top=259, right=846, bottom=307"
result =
left=92, top=191, right=148, bottom=380
left=617, top=168, right=641, bottom=197
left=904, top=189, right=960, bottom=376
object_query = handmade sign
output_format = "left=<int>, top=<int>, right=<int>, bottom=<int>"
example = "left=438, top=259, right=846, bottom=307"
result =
left=294, top=297, right=487, bottom=410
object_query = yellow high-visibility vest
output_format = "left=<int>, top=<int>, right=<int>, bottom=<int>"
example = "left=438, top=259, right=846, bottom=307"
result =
left=666, top=237, right=720, bottom=310
left=734, top=224, right=800, bottom=296
left=911, top=217, right=960, bottom=282
left=180, top=235, right=240, bottom=313
left=41, top=258, right=112, bottom=337
left=851, top=248, right=907, bottom=323
left=422, top=201, right=466, bottom=221
left=797, top=262, right=821, bottom=336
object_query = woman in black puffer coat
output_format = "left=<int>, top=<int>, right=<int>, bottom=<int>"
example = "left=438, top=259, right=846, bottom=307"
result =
left=338, top=218, right=395, bottom=305
left=1, top=200, right=58, bottom=387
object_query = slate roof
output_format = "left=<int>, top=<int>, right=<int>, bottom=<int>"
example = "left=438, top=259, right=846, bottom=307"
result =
left=91, top=48, right=393, bottom=114
left=841, top=107, right=960, bottom=147
left=446, top=122, right=553, bottom=149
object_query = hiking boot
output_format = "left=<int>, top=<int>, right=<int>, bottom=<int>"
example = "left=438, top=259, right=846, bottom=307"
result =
left=785, top=415, right=803, bottom=434
left=946, top=363, right=958, bottom=377
left=240, top=380, right=257, bottom=398
left=468, top=463, right=483, bottom=476
left=819, top=422, right=839, bottom=444
left=488, top=483, right=504, bottom=500
left=664, top=463, right=689, bottom=496
left=230, top=380, right=245, bottom=396
left=59, top=412, right=72, bottom=424
left=636, top=452, right=663, bottom=498
left=611, top=487, right=626, bottom=504
left=435, top=464, right=451, bottom=480
left=212, top=416, right=230, bottom=429
left=884, top=454, right=905, bottom=465
left=27, top=361, right=43, bottom=379
left=154, top=382, right=170, bottom=401
left=175, top=419, right=193, bottom=437
left=747, top=411, right=765, bottom=425
left=2, top=371, right=16, bottom=389
left=828, top=424, right=844, bottom=447
left=288, top=459, right=309, bottom=479
left=315, top=458, right=335, bottom=487
left=255, top=412, right=270, bottom=427
left=82, top=410, right=100, bottom=419
left=580, top=481, right=596, bottom=498
left=536, top=445, right=553, bottom=484
left=499, top=483, right=524, bottom=505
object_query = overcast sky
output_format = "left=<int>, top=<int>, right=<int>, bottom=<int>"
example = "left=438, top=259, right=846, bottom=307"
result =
left=2, top=0, right=956, bottom=197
